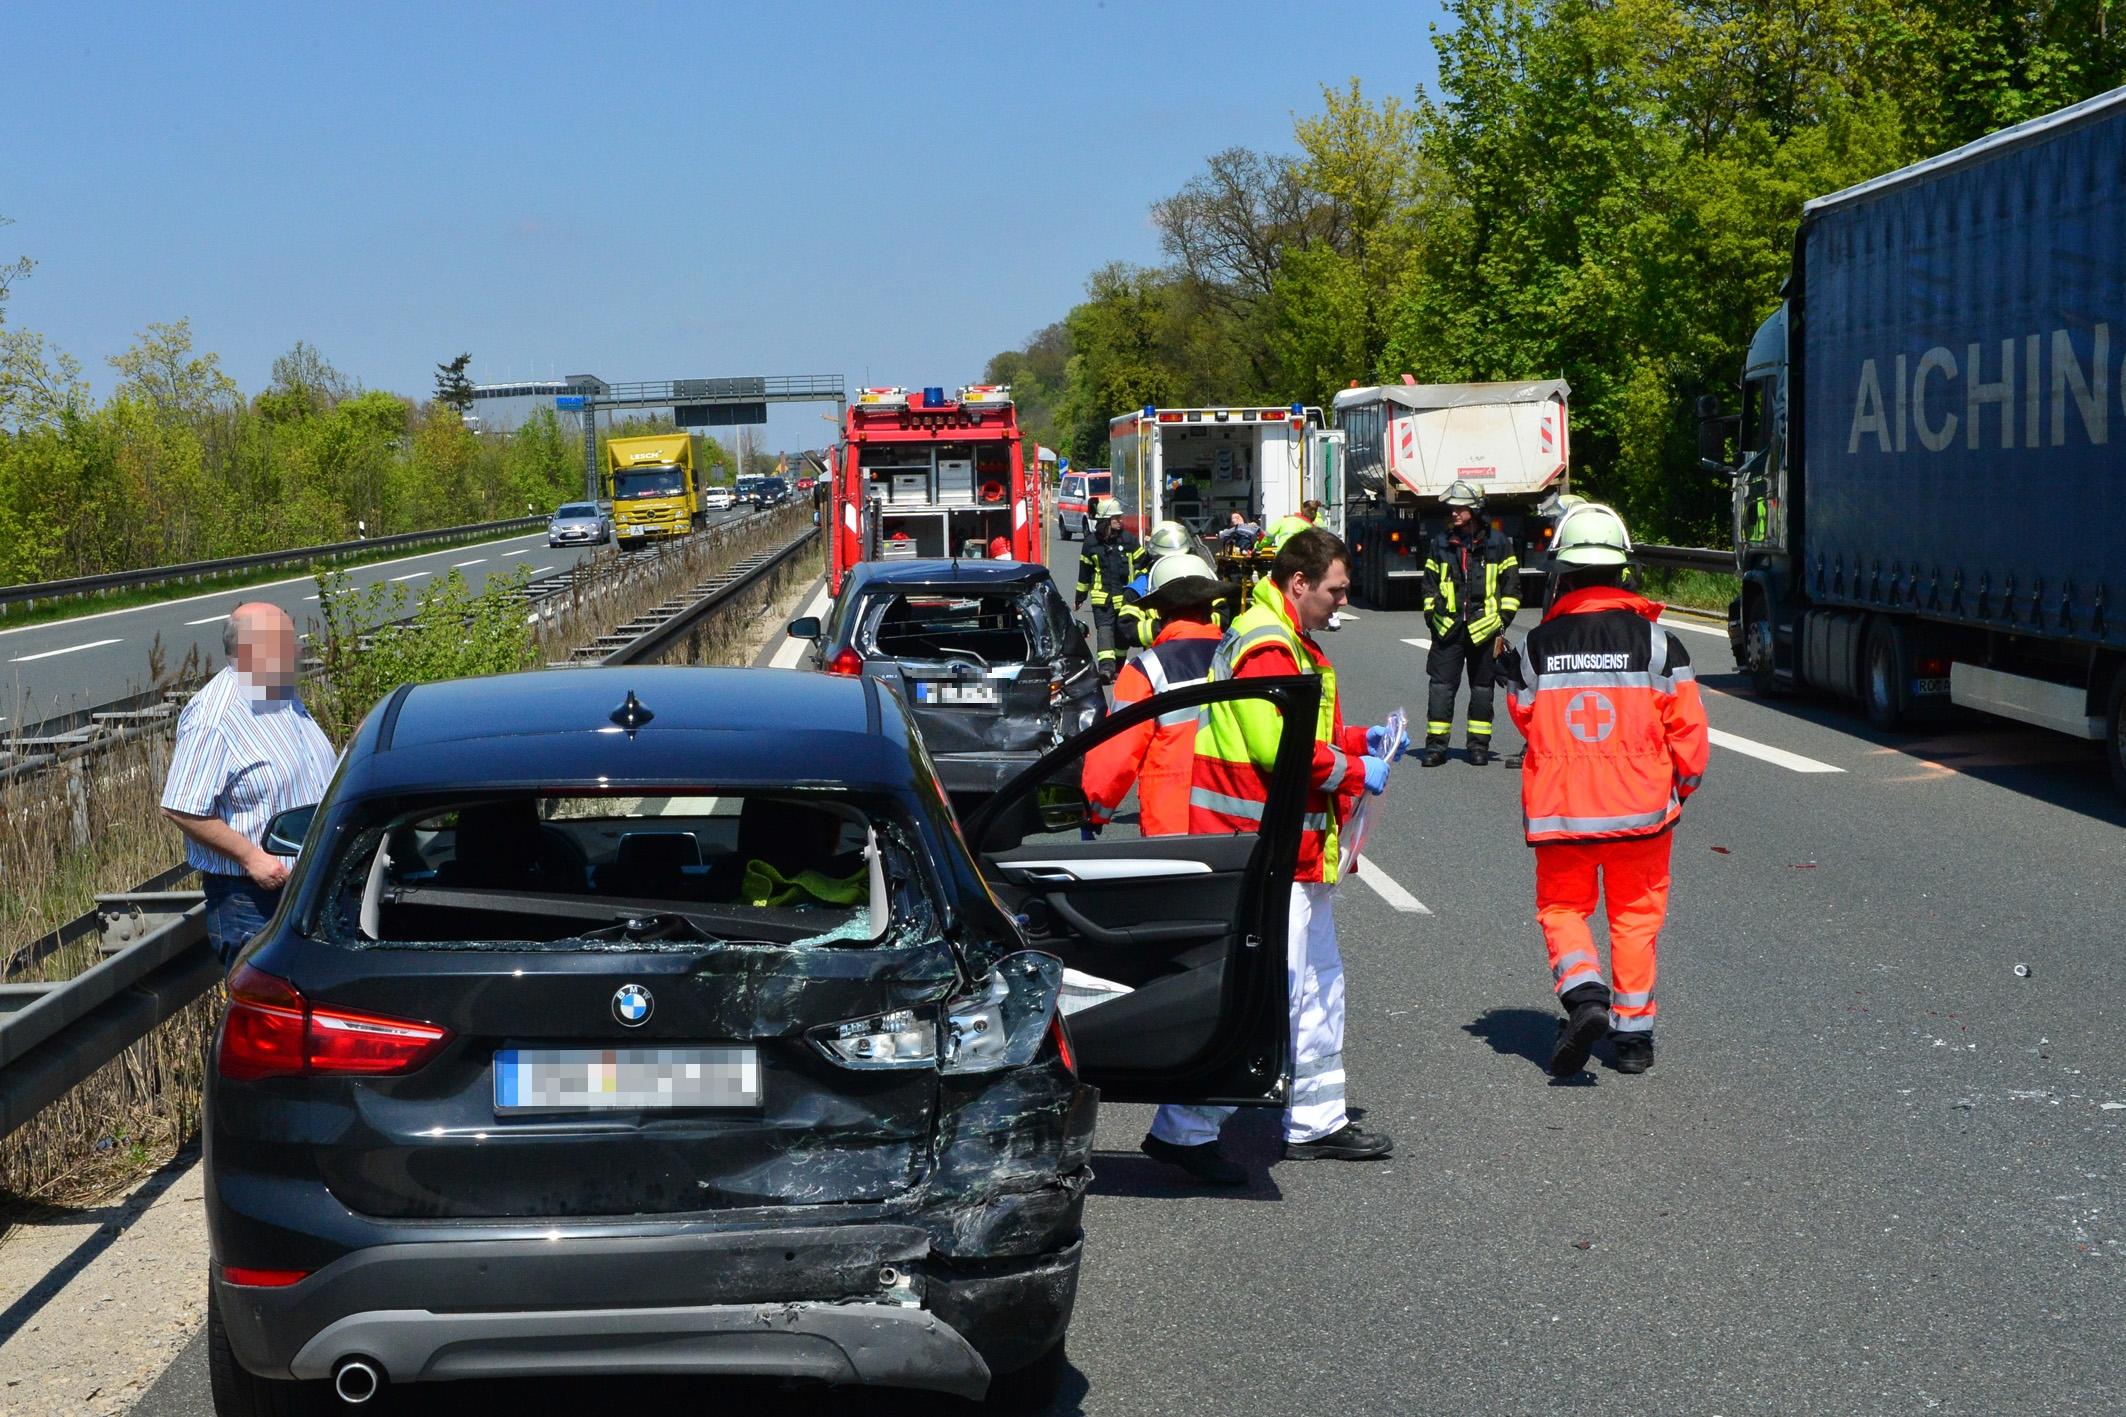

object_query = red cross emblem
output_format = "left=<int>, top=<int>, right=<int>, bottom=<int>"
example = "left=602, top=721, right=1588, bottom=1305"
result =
left=1566, top=690, right=1616, bottom=744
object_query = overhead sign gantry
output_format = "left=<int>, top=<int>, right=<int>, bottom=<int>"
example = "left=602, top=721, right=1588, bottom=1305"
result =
left=470, top=373, right=847, bottom=500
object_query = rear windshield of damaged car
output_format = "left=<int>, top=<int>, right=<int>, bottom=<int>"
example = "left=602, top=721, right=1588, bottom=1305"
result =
left=313, top=792, right=923, bottom=949
left=865, top=592, right=1046, bottom=665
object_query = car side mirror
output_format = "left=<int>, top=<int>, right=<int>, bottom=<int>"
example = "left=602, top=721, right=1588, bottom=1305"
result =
left=787, top=616, right=822, bottom=640
left=263, top=804, right=318, bottom=856
left=1035, top=781, right=1091, bottom=833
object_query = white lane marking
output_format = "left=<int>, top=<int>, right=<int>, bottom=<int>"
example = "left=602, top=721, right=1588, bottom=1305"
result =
left=1709, top=727, right=1844, bottom=774
left=528, top=565, right=554, bottom=576
left=1401, top=636, right=1432, bottom=651
left=11, top=637, right=123, bottom=663
left=1660, top=616, right=1729, bottom=638
left=303, top=594, right=320, bottom=601
left=452, top=558, right=487, bottom=568
left=184, top=614, right=229, bottom=626
left=1355, top=859, right=1432, bottom=915
left=769, top=584, right=832, bottom=669
left=0, top=531, right=550, bottom=639
left=389, top=571, right=431, bottom=582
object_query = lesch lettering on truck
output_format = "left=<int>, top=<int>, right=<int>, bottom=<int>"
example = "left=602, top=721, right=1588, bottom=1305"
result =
left=1846, top=324, right=2113, bottom=455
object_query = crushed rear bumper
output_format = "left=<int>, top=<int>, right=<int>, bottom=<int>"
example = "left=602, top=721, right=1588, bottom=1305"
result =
left=215, top=1223, right=1081, bottom=1398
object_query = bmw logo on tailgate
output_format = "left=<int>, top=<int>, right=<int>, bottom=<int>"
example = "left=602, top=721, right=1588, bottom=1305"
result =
left=612, top=984, right=654, bottom=1027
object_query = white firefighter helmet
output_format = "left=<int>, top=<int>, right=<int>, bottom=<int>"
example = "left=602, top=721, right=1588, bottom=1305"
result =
left=1147, top=520, right=1193, bottom=558
left=1095, top=497, right=1124, bottom=520
left=1442, top=480, right=1485, bottom=510
left=1550, top=502, right=1634, bottom=566
left=1139, top=553, right=1235, bottom=613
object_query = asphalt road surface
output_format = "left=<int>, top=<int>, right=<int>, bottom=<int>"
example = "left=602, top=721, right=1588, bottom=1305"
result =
left=0, top=509, right=754, bottom=729
left=128, top=527, right=2123, bottom=1415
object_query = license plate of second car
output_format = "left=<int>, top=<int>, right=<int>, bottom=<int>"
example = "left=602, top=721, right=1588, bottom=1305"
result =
left=494, top=1047, right=761, bottom=1113
left=916, top=681, right=998, bottom=705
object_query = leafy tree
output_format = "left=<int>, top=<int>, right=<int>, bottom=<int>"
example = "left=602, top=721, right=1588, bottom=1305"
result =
left=433, top=353, right=475, bottom=414
left=310, top=565, right=536, bottom=744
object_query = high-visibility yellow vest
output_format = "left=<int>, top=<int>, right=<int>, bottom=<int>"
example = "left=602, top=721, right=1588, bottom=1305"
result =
left=1189, top=578, right=1349, bottom=884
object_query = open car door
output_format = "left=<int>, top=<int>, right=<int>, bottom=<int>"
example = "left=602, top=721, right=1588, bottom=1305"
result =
left=963, top=674, right=1322, bottom=1106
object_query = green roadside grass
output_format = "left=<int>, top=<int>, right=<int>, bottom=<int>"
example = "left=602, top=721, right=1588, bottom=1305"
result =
left=1639, top=565, right=1738, bottom=616
left=0, top=525, right=548, bottom=633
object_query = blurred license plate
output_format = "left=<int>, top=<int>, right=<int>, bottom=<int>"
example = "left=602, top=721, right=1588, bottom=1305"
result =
left=915, top=681, right=997, bottom=705
left=494, top=1047, right=760, bottom=1113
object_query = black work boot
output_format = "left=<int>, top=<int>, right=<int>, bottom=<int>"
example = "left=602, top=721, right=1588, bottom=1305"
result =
left=1611, top=1033, right=1655, bottom=1074
left=1283, top=1123, right=1394, bottom=1161
left=1548, top=1001, right=1612, bottom=1078
left=1467, top=741, right=1492, bottom=767
left=1140, top=1135, right=1247, bottom=1186
left=1420, top=743, right=1449, bottom=767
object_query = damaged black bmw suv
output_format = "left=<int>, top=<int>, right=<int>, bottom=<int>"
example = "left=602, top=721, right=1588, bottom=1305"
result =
left=205, top=665, right=1321, bottom=1412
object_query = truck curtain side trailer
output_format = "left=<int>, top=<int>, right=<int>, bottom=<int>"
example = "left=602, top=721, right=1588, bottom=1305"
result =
left=829, top=385, right=1040, bottom=596
left=1335, top=380, right=1571, bottom=610
left=603, top=433, right=701, bottom=542
left=1712, top=85, right=2126, bottom=789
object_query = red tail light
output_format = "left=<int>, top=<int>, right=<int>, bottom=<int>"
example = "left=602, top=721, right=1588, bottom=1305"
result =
left=218, top=965, right=450, bottom=1080
left=1049, top=1012, right=1077, bottom=1076
left=827, top=647, right=864, bottom=676
left=1918, top=656, right=1951, bottom=677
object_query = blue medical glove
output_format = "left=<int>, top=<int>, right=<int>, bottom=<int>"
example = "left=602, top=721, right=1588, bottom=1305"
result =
left=1361, top=755, right=1391, bottom=795
left=1366, top=723, right=1409, bottom=763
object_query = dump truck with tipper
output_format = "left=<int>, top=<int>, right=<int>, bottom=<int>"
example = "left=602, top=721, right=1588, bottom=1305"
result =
left=603, top=432, right=700, bottom=542
left=1334, top=379, right=1571, bottom=609
left=1705, top=87, right=2126, bottom=789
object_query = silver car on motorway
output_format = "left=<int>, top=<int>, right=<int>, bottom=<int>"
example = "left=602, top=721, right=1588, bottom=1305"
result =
left=547, top=502, right=611, bottom=547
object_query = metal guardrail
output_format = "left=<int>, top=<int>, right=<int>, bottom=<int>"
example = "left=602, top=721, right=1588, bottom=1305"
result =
left=0, top=515, right=548, bottom=614
left=1637, top=543, right=1735, bottom=573
left=597, top=525, right=819, bottom=666
left=0, top=512, right=822, bottom=1143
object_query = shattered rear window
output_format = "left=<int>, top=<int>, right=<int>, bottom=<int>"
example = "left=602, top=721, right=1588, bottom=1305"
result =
left=866, top=593, right=1036, bottom=667
left=311, top=791, right=933, bottom=950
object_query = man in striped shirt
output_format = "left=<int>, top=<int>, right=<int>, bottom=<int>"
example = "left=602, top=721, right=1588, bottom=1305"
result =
left=161, top=603, right=338, bottom=966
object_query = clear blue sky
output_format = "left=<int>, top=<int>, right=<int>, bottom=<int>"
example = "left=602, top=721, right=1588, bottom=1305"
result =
left=4, top=0, right=1446, bottom=452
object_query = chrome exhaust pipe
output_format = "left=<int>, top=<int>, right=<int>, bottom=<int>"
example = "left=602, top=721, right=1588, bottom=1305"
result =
left=332, top=1358, right=381, bottom=1404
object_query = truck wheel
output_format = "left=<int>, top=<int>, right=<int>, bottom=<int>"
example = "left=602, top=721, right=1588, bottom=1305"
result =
left=1739, top=588, right=1777, bottom=696
left=2105, top=669, right=2126, bottom=797
left=1863, top=617, right=1911, bottom=731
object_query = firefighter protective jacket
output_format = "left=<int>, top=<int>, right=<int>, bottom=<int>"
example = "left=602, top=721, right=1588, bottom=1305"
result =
left=1503, top=585, right=1710, bottom=845
left=1422, top=528, right=1521, bottom=643
left=1083, top=620, right=1222, bottom=836
left=1189, top=578, right=1368, bottom=884
left=1075, top=533, right=1144, bottom=608
left=1116, top=589, right=1233, bottom=650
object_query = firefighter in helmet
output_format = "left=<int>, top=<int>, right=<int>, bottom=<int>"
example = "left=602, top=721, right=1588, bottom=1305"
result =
left=1419, top=480, right=1521, bottom=766
left=1118, top=520, right=1227, bottom=649
left=1073, top=498, right=1144, bottom=682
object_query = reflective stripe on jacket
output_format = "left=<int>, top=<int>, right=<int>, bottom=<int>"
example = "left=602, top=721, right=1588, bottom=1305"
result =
left=1077, top=534, right=1143, bottom=607
left=1117, top=592, right=1233, bottom=650
left=1422, top=529, right=1521, bottom=642
left=1503, top=586, right=1710, bottom=844
left=1188, top=578, right=1367, bottom=883
left=1083, top=621, right=1222, bottom=836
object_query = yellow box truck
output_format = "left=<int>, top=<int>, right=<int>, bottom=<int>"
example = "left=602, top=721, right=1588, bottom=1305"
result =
left=603, top=433, right=700, bottom=542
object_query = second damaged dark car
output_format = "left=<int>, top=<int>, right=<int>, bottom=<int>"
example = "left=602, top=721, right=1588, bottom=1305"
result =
left=787, top=558, right=1105, bottom=814
left=203, top=665, right=1320, bottom=1412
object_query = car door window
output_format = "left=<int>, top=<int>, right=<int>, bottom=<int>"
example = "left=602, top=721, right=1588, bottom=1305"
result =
left=964, top=674, right=1320, bottom=1104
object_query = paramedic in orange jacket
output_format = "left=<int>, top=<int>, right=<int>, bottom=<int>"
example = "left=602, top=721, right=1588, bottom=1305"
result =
left=1082, top=555, right=1232, bottom=837
left=1499, top=504, right=1710, bottom=1078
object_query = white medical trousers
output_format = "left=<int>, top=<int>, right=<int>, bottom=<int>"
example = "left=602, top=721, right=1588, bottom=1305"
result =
left=1148, top=879, right=1347, bottom=1146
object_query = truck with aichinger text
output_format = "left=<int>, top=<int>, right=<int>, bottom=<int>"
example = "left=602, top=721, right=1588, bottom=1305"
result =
left=1701, top=85, right=2126, bottom=790
left=603, top=433, right=701, bottom=543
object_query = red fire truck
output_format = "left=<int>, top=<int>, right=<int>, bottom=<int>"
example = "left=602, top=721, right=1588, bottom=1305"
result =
left=829, top=384, right=1043, bottom=595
